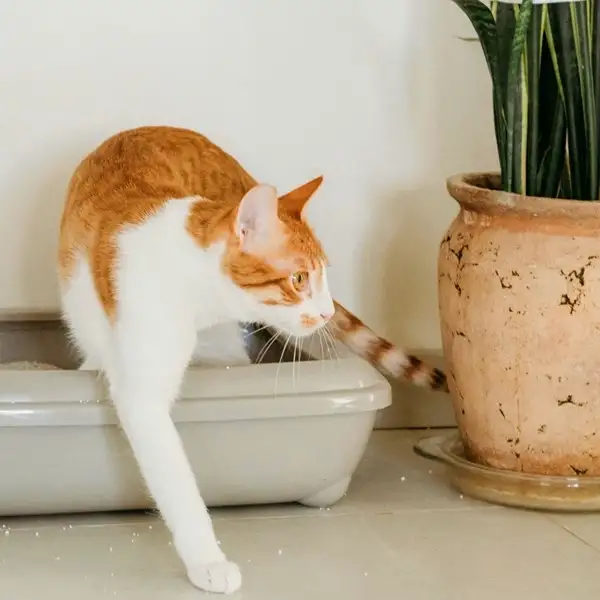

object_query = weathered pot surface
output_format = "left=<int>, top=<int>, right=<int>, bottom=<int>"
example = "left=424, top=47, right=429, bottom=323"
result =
left=440, top=173, right=600, bottom=476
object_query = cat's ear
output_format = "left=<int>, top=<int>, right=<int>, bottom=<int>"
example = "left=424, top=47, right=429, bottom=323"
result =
left=236, top=184, right=280, bottom=251
left=278, top=176, right=323, bottom=216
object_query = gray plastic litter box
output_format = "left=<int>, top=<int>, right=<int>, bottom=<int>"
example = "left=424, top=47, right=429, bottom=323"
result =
left=0, top=321, right=391, bottom=516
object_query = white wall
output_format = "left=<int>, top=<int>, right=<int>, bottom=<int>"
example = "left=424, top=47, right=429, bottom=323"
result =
left=0, top=0, right=496, bottom=349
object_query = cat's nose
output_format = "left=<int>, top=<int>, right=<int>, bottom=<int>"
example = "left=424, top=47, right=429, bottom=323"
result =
left=320, top=312, right=333, bottom=322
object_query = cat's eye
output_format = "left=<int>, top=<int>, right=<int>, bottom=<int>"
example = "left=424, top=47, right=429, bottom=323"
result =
left=291, top=271, right=309, bottom=292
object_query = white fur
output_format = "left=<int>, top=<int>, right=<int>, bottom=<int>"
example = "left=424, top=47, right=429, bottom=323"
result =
left=378, top=347, right=409, bottom=377
left=60, top=196, right=334, bottom=595
left=343, top=327, right=377, bottom=355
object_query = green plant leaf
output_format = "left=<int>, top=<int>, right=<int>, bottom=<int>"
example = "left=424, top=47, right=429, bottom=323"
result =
left=451, top=0, right=599, bottom=202
left=450, top=0, right=507, bottom=182
left=574, top=1, right=597, bottom=199
left=505, top=0, right=534, bottom=194
left=548, top=4, right=587, bottom=200
left=535, top=19, right=566, bottom=199
left=514, top=35, right=528, bottom=194
left=593, top=0, right=600, bottom=198
left=537, top=100, right=566, bottom=198
left=494, top=1, right=516, bottom=112
left=526, top=5, right=545, bottom=195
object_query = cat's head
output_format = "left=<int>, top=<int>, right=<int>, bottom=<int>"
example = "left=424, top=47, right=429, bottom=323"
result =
left=223, top=176, right=334, bottom=337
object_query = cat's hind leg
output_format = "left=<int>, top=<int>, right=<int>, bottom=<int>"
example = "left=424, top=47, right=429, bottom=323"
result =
left=108, top=308, right=241, bottom=594
left=59, top=257, right=112, bottom=371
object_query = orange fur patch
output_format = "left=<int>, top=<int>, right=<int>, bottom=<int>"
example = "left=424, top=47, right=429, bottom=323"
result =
left=213, top=177, right=326, bottom=304
left=300, top=313, right=320, bottom=328
left=59, top=126, right=326, bottom=318
left=331, top=301, right=448, bottom=391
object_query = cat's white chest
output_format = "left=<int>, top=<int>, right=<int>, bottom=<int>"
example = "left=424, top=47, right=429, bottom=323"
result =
left=118, top=198, right=233, bottom=327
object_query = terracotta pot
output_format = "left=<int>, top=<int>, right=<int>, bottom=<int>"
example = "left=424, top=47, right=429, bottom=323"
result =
left=439, top=173, right=600, bottom=476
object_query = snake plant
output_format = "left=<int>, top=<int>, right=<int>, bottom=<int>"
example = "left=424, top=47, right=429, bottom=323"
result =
left=451, top=0, right=600, bottom=200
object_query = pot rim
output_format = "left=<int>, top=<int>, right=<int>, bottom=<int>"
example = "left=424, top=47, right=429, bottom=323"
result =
left=447, top=172, right=600, bottom=221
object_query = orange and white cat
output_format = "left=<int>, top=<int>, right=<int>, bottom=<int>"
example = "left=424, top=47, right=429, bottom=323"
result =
left=58, top=126, right=446, bottom=594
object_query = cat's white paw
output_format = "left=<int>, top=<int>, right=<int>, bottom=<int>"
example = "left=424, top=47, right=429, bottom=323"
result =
left=187, top=560, right=241, bottom=595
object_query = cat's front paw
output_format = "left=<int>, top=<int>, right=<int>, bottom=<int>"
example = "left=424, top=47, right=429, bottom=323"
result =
left=187, top=560, right=241, bottom=595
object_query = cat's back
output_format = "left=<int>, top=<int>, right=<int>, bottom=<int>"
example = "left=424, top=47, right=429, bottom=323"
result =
left=65, top=126, right=254, bottom=212
left=59, top=126, right=256, bottom=283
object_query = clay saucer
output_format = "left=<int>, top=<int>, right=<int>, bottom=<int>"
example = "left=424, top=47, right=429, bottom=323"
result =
left=414, top=432, right=600, bottom=512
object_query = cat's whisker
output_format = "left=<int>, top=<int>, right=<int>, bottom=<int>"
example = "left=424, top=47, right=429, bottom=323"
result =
left=322, top=328, right=334, bottom=363
left=325, top=320, right=343, bottom=345
left=324, top=325, right=341, bottom=363
left=244, top=323, right=270, bottom=339
left=329, top=335, right=341, bottom=364
left=308, top=331, right=316, bottom=361
left=292, top=336, right=298, bottom=392
left=299, top=336, right=304, bottom=381
left=274, top=334, right=292, bottom=397
left=317, top=329, right=326, bottom=371
left=255, top=334, right=276, bottom=364
left=292, top=335, right=303, bottom=390
left=326, top=320, right=342, bottom=336
left=256, top=331, right=281, bottom=365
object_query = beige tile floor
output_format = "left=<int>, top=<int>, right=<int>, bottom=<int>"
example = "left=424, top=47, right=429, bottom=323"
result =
left=2, top=429, right=600, bottom=599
